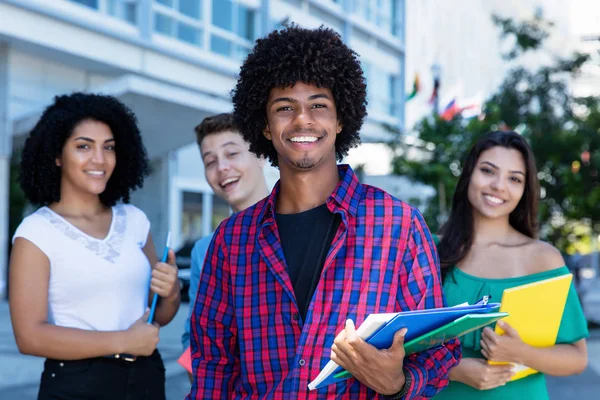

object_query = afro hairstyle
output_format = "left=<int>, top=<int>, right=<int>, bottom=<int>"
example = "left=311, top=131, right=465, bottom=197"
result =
left=19, top=92, right=149, bottom=206
left=231, top=25, right=367, bottom=167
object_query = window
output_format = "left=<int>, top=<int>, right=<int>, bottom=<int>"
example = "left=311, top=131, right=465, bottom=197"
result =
left=153, top=0, right=204, bottom=46
left=68, top=0, right=137, bottom=24
left=353, top=0, right=398, bottom=36
left=210, top=0, right=257, bottom=60
left=180, top=191, right=230, bottom=243
left=181, top=191, right=205, bottom=244
left=153, top=0, right=256, bottom=56
left=364, top=62, right=398, bottom=116
left=179, top=0, right=201, bottom=18
left=71, top=0, right=98, bottom=7
left=211, top=195, right=230, bottom=230
left=107, top=0, right=137, bottom=23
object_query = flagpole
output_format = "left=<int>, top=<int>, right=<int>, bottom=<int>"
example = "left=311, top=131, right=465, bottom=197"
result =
left=431, top=62, right=441, bottom=115
left=430, top=62, right=447, bottom=226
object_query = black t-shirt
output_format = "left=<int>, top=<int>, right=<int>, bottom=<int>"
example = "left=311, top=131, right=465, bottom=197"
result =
left=276, top=204, right=339, bottom=321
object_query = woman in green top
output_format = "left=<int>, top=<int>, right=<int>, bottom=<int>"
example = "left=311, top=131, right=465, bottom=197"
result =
left=435, top=131, right=588, bottom=400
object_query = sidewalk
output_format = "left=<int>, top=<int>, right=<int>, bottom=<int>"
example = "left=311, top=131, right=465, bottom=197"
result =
left=581, top=277, right=600, bottom=324
left=0, top=301, right=191, bottom=399
left=0, top=300, right=598, bottom=399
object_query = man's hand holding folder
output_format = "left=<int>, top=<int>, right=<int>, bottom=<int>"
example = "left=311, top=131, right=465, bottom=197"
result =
left=330, top=319, right=408, bottom=396
left=308, top=300, right=506, bottom=391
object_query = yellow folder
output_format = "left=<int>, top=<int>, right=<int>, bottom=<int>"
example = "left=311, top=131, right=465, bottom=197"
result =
left=490, top=273, right=573, bottom=381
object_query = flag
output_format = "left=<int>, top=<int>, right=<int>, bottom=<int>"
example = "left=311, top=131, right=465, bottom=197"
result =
left=459, top=95, right=483, bottom=119
left=440, top=98, right=459, bottom=121
left=406, top=73, right=420, bottom=101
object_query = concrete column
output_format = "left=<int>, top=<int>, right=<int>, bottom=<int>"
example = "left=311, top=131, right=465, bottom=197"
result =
left=0, top=43, right=11, bottom=299
left=260, top=0, right=271, bottom=36
left=130, top=153, right=171, bottom=254
left=202, top=192, right=213, bottom=237
left=342, top=0, right=352, bottom=42
left=397, top=0, right=406, bottom=131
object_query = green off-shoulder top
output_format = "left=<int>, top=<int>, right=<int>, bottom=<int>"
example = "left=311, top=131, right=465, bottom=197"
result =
left=436, top=265, right=589, bottom=400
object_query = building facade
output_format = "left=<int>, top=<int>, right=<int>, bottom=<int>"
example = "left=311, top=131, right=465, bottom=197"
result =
left=403, top=0, right=574, bottom=130
left=569, top=0, right=600, bottom=98
left=0, top=0, right=406, bottom=297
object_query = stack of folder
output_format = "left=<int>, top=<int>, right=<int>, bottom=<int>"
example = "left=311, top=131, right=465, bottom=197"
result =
left=308, top=300, right=506, bottom=390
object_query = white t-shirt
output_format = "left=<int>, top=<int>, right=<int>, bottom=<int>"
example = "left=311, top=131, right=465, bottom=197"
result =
left=12, top=203, right=152, bottom=331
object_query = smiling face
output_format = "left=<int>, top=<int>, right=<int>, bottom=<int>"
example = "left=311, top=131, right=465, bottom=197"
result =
left=56, top=119, right=116, bottom=198
left=263, top=82, right=342, bottom=173
left=201, top=130, right=265, bottom=212
left=467, top=146, right=527, bottom=220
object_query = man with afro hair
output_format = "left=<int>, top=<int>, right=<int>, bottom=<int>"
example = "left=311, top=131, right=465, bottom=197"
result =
left=186, top=26, right=460, bottom=399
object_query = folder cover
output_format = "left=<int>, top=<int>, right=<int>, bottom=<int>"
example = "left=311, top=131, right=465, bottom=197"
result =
left=178, top=346, right=192, bottom=374
left=490, top=273, right=573, bottom=381
left=308, top=302, right=501, bottom=390
left=403, top=312, right=508, bottom=355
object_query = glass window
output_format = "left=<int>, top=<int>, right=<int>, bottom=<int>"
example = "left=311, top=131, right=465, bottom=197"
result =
left=181, top=191, right=204, bottom=244
left=365, top=64, right=397, bottom=116
left=389, top=75, right=397, bottom=115
left=353, top=0, right=397, bottom=36
left=70, top=0, right=98, bottom=8
left=212, top=0, right=233, bottom=30
left=354, top=0, right=371, bottom=20
left=376, top=0, right=391, bottom=32
left=154, top=0, right=204, bottom=48
left=210, top=35, right=232, bottom=57
left=210, top=0, right=256, bottom=59
left=237, top=6, right=255, bottom=41
left=212, top=195, right=230, bottom=231
left=124, top=3, right=137, bottom=23
left=154, top=13, right=174, bottom=35
left=178, top=22, right=202, bottom=45
left=70, top=0, right=137, bottom=24
left=107, top=0, right=137, bottom=24
left=212, top=0, right=255, bottom=39
left=179, top=0, right=201, bottom=19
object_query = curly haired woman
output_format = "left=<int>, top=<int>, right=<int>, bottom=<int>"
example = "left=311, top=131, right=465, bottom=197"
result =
left=9, top=93, right=180, bottom=400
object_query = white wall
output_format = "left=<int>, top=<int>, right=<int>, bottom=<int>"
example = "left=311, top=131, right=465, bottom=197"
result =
left=9, top=49, right=114, bottom=120
left=570, top=0, right=600, bottom=98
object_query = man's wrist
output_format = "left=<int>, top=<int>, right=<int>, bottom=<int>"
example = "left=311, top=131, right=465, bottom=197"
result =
left=381, top=370, right=410, bottom=399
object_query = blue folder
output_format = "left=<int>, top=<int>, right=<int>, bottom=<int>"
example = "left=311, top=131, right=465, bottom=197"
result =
left=312, top=302, right=500, bottom=390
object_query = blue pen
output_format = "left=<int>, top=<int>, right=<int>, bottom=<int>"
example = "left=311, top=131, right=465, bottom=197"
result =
left=148, top=231, right=171, bottom=324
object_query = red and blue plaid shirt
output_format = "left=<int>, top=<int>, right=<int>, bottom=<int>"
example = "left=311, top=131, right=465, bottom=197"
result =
left=187, top=165, right=461, bottom=399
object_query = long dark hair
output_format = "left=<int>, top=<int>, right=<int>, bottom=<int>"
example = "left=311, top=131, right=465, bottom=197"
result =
left=438, top=131, right=539, bottom=275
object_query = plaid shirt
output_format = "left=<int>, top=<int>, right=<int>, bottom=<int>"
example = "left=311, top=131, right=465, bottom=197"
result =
left=187, top=165, right=461, bottom=399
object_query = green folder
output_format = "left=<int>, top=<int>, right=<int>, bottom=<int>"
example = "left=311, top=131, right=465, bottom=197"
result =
left=403, top=312, right=508, bottom=354
left=333, top=312, right=508, bottom=379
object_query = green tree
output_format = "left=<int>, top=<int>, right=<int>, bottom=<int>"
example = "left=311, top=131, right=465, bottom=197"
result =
left=393, top=13, right=600, bottom=252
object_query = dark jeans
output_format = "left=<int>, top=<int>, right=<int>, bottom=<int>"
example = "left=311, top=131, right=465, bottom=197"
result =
left=38, top=350, right=166, bottom=400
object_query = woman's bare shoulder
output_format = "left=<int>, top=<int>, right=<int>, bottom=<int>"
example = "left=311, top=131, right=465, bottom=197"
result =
left=526, top=240, right=566, bottom=273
